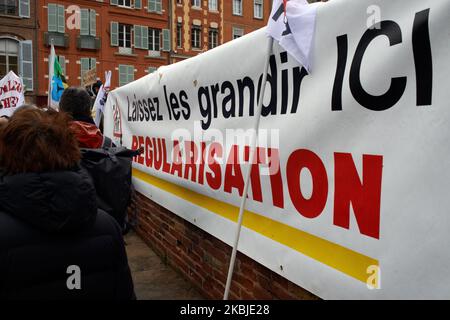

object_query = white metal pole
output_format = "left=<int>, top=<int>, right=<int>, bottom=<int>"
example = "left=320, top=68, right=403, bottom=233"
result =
left=48, top=40, right=54, bottom=108
left=223, top=35, right=274, bottom=300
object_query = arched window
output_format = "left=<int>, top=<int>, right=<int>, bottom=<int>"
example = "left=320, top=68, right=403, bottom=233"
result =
left=0, top=37, right=33, bottom=91
left=0, top=38, right=19, bottom=79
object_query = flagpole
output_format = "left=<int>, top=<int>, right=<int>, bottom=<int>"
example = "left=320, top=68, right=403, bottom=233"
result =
left=223, top=34, right=274, bottom=300
left=48, top=40, right=54, bottom=108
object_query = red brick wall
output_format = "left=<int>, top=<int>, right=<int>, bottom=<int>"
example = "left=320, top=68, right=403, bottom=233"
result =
left=223, top=0, right=270, bottom=42
left=129, top=191, right=319, bottom=300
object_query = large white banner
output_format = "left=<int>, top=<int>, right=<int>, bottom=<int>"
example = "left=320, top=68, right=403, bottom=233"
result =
left=104, top=0, right=450, bottom=299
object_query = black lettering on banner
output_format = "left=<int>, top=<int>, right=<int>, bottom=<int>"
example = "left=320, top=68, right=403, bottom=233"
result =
left=221, top=81, right=236, bottom=119
left=170, top=92, right=181, bottom=120
left=198, top=86, right=212, bottom=129
left=237, top=77, right=255, bottom=117
left=290, top=66, right=308, bottom=114
left=163, top=85, right=172, bottom=120
left=148, top=97, right=156, bottom=121
left=258, top=55, right=278, bottom=117
left=142, top=98, right=150, bottom=121
left=332, top=35, right=348, bottom=111
left=413, top=9, right=433, bottom=106
left=332, top=9, right=433, bottom=112
left=137, top=99, right=144, bottom=121
left=155, top=97, right=163, bottom=121
left=193, top=50, right=307, bottom=130
left=179, top=90, right=191, bottom=119
left=127, top=96, right=133, bottom=121
left=280, top=51, right=289, bottom=114
left=210, top=83, right=220, bottom=118
left=350, top=20, right=407, bottom=111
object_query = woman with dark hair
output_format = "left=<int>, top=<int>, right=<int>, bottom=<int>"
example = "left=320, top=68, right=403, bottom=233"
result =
left=59, top=87, right=112, bottom=148
left=0, top=108, right=135, bottom=300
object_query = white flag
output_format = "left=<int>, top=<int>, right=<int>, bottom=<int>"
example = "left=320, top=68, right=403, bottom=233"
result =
left=93, top=70, right=112, bottom=127
left=267, top=0, right=320, bottom=72
left=48, top=43, right=57, bottom=109
left=0, top=71, right=25, bottom=117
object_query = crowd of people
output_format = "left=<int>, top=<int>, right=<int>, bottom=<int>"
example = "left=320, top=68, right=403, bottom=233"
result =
left=0, top=87, right=135, bottom=300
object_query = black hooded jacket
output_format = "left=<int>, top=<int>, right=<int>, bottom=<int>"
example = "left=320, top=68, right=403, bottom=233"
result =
left=0, top=167, right=135, bottom=300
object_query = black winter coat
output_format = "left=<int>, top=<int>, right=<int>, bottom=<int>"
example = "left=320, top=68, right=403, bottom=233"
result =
left=0, top=167, right=135, bottom=300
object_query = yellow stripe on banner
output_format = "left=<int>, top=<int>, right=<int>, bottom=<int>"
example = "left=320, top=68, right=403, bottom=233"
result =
left=133, top=168, right=379, bottom=284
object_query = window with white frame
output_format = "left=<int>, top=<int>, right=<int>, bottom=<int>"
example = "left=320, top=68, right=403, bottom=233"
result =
left=177, top=23, right=182, bottom=48
left=233, top=0, right=242, bottom=16
left=0, top=0, right=29, bottom=17
left=118, top=23, right=132, bottom=48
left=148, top=28, right=161, bottom=52
left=0, top=0, right=17, bottom=15
left=111, top=0, right=142, bottom=9
left=191, top=25, right=201, bottom=49
left=232, top=27, right=244, bottom=39
left=0, top=38, right=18, bottom=78
left=208, top=28, right=218, bottom=49
left=0, top=37, right=34, bottom=91
left=118, top=0, right=132, bottom=7
left=208, top=0, right=218, bottom=11
left=191, top=0, right=200, bottom=8
left=254, top=0, right=263, bottom=19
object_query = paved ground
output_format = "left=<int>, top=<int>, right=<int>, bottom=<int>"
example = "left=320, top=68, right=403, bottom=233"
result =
left=124, top=231, right=204, bottom=300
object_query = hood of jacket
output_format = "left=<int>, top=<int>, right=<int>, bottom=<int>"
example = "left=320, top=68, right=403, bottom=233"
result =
left=0, top=167, right=97, bottom=233
left=70, top=121, right=103, bottom=149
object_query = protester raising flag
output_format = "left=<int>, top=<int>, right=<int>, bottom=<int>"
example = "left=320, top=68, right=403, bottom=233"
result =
left=267, top=0, right=320, bottom=72
left=93, top=71, right=112, bottom=128
left=48, top=43, right=68, bottom=109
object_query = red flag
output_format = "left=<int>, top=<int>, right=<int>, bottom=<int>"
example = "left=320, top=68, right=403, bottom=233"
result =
left=283, top=0, right=288, bottom=22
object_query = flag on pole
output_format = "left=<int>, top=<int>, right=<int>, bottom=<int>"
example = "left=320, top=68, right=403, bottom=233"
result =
left=93, top=71, right=112, bottom=127
left=267, top=0, right=320, bottom=72
left=48, top=43, right=68, bottom=109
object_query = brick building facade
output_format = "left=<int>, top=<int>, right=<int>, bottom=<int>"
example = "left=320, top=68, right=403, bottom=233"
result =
left=170, top=0, right=271, bottom=63
left=170, top=0, right=222, bottom=63
left=35, top=0, right=171, bottom=106
left=1, top=1, right=274, bottom=106
left=223, top=0, right=269, bottom=42
left=0, top=0, right=37, bottom=103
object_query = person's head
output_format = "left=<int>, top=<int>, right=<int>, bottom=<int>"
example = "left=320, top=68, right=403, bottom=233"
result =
left=59, top=87, right=92, bottom=118
left=0, top=108, right=80, bottom=174
left=15, top=103, right=37, bottom=113
left=0, top=104, right=36, bottom=132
